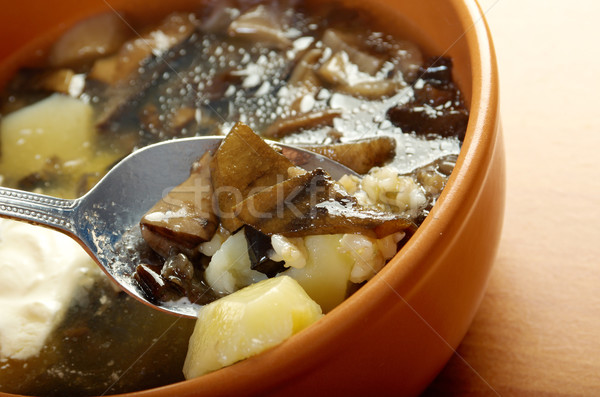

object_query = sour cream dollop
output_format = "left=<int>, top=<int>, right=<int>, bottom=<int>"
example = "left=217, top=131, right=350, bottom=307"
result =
left=0, top=219, right=97, bottom=360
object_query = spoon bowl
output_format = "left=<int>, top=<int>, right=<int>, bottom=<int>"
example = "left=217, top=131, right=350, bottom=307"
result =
left=0, top=136, right=356, bottom=317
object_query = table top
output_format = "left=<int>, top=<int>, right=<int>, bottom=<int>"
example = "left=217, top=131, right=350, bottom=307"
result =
left=424, top=0, right=600, bottom=395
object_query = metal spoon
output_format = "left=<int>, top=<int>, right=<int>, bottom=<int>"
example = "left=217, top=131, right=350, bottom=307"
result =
left=0, top=136, right=355, bottom=318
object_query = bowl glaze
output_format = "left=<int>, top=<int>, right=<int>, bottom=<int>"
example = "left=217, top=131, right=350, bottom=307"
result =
left=0, top=0, right=503, bottom=395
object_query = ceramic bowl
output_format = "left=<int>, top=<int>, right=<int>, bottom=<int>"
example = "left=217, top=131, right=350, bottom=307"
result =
left=0, top=0, right=503, bottom=395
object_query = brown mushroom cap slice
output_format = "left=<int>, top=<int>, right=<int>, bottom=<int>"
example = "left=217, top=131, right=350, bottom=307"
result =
left=298, top=136, right=396, bottom=175
left=94, top=13, right=198, bottom=131
left=262, top=109, right=342, bottom=139
left=210, top=122, right=295, bottom=232
left=140, top=152, right=217, bottom=258
left=227, top=4, right=292, bottom=49
left=90, top=12, right=198, bottom=86
left=48, top=12, right=131, bottom=68
left=386, top=56, right=469, bottom=139
left=321, top=29, right=383, bottom=75
left=233, top=168, right=415, bottom=238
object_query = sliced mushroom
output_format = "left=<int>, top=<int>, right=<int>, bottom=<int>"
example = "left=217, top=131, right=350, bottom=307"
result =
left=134, top=263, right=182, bottom=302
left=199, top=0, right=238, bottom=33
left=90, top=12, right=197, bottom=85
left=210, top=122, right=295, bottom=232
left=321, top=29, right=383, bottom=75
left=1, top=67, right=83, bottom=98
left=317, top=51, right=352, bottom=85
left=417, top=56, right=455, bottom=86
left=339, top=80, right=399, bottom=99
left=244, top=226, right=286, bottom=278
left=134, top=256, right=217, bottom=305
left=87, top=54, right=119, bottom=85
left=171, top=106, right=198, bottom=131
left=387, top=57, right=469, bottom=139
left=288, top=48, right=323, bottom=88
left=93, top=13, right=198, bottom=131
left=139, top=104, right=200, bottom=139
left=161, top=253, right=195, bottom=289
left=234, top=168, right=416, bottom=238
left=414, top=154, right=457, bottom=196
left=317, top=50, right=397, bottom=99
left=35, top=69, right=79, bottom=95
left=387, top=103, right=468, bottom=139
left=48, top=12, right=131, bottom=68
left=299, top=136, right=396, bottom=174
left=140, top=152, right=217, bottom=258
left=391, top=40, right=424, bottom=83
left=263, top=109, right=342, bottom=138
left=138, top=104, right=162, bottom=132
left=227, top=5, right=292, bottom=49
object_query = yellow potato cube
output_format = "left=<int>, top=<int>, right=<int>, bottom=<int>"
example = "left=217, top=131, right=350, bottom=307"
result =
left=183, top=275, right=322, bottom=379
left=283, top=234, right=354, bottom=313
left=0, top=94, right=94, bottom=181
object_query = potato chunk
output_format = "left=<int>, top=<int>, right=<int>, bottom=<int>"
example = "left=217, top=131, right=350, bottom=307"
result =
left=204, top=229, right=266, bottom=294
left=282, top=234, right=354, bottom=312
left=183, top=276, right=322, bottom=378
left=0, top=94, right=94, bottom=181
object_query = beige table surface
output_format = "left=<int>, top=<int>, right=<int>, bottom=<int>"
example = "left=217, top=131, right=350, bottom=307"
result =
left=424, top=0, right=600, bottom=395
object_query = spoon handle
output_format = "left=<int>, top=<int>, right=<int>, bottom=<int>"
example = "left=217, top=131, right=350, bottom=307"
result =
left=0, top=187, right=77, bottom=234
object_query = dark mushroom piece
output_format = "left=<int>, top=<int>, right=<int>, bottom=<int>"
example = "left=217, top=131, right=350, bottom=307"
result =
left=0, top=68, right=84, bottom=113
left=337, top=80, right=400, bottom=99
left=93, top=13, right=198, bottom=131
left=227, top=4, right=292, bottom=49
left=233, top=168, right=416, bottom=239
left=134, top=254, right=218, bottom=305
left=134, top=263, right=182, bottom=303
left=210, top=122, right=295, bottom=232
left=48, top=12, right=131, bottom=68
left=321, top=29, right=383, bottom=75
left=390, top=40, right=424, bottom=83
left=32, top=69, right=80, bottom=95
left=244, top=226, right=286, bottom=278
left=288, top=48, right=324, bottom=88
left=386, top=56, right=469, bottom=139
left=140, top=152, right=217, bottom=258
left=262, top=109, right=342, bottom=138
left=298, top=136, right=396, bottom=174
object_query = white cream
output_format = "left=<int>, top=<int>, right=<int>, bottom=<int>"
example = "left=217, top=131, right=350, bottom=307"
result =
left=0, top=219, right=98, bottom=360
